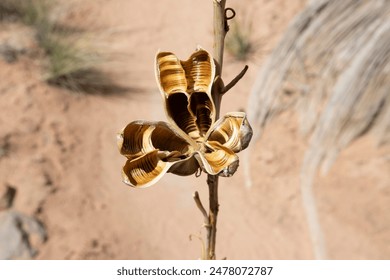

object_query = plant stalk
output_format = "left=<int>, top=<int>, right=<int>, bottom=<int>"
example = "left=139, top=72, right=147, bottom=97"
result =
left=206, top=174, right=219, bottom=259
left=205, top=0, right=227, bottom=260
left=213, top=0, right=227, bottom=76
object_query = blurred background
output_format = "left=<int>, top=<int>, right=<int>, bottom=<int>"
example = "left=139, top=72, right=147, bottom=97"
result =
left=0, top=0, right=388, bottom=259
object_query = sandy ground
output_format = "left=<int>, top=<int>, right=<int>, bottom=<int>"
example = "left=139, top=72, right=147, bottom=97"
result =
left=0, top=0, right=389, bottom=259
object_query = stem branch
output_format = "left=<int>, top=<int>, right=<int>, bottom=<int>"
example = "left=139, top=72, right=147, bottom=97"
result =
left=193, top=191, right=209, bottom=225
left=213, top=0, right=227, bottom=76
left=194, top=0, right=235, bottom=260
left=206, top=0, right=227, bottom=260
left=222, top=65, right=249, bottom=94
left=206, top=174, right=220, bottom=259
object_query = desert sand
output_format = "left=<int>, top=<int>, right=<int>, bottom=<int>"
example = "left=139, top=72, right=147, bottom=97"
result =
left=0, top=0, right=389, bottom=259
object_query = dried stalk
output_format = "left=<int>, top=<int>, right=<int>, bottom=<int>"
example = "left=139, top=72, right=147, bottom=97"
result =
left=192, top=0, right=245, bottom=260
left=222, top=65, right=248, bottom=94
left=203, top=0, right=228, bottom=261
left=193, top=191, right=208, bottom=225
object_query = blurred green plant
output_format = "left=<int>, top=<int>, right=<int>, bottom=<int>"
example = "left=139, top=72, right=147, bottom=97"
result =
left=226, top=20, right=254, bottom=61
left=0, top=0, right=48, bottom=25
left=41, top=32, right=112, bottom=93
left=1, top=0, right=122, bottom=94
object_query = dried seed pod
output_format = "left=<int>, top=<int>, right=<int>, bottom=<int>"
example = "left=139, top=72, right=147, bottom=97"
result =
left=155, top=52, right=187, bottom=96
left=206, top=112, right=253, bottom=153
left=122, top=150, right=171, bottom=188
left=118, top=121, right=191, bottom=155
left=155, top=48, right=216, bottom=141
left=117, top=122, right=154, bottom=160
left=118, top=48, right=254, bottom=188
left=167, top=156, right=199, bottom=176
left=118, top=121, right=198, bottom=188
left=190, top=92, right=214, bottom=137
left=195, top=141, right=239, bottom=176
left=182, top=49, right=214, bottom=95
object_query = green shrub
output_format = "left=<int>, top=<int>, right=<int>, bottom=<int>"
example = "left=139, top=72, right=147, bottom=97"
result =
left=226, top=21, right=254, bottom=61
left=1, top=0, right=122, bottom=94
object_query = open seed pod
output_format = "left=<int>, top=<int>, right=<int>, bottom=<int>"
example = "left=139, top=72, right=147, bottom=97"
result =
left=117, top=121, right=198, bottom=188
left=194, top=112, right=253, bottom=177
left=206, top=112, right=253, bottom=153
left=155, top=47, right=216, bottom=142
left=118, top=48, right=253, bottom=188
left=195, top=141, right=239, bottom=177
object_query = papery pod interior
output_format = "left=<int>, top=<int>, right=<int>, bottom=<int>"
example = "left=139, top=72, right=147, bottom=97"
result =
left=122, top=150, right=173, bottom=188
left=118, top=121, right=195, bottom=160
left=155, top=52, right=187, bottom=97
left=167, top=155, right=199, bottom=176
left=155, top=48, right=216, bottom=141
left=182, top=49, right=214, bottom=95
left=118, top=121, right=201, bottom=188
left=195, top=141, right=239, bottom=176
left=207, top=112, right=253, bottom=153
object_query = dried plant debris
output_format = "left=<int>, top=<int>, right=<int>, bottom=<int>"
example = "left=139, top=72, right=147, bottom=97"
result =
left=118, top=48, right=252, bottom=188
left=246, top=0, right=390, bottom=259
left=1, top=0, right=125, bottom=94
left=248, top=0, right=390, bottom=174
left=226, top=21, right=254, bottom=61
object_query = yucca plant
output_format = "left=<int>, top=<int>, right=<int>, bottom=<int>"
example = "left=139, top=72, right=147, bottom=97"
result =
left=117, top=0, right=251, bottom=259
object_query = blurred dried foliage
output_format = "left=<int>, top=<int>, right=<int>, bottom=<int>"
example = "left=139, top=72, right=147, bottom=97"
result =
left=0, top=0, right=46, bottom=23
left=0, top=0, right=124, bottom=94
left=249, top=0, right=390, bottom=170
left=247, top=0, right=390, bottom=259
left=226, top=20, right=254, bottom=61
left=248, top=0, right=389, bottom=175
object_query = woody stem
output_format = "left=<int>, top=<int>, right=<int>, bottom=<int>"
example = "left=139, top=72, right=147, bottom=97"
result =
left=205, top=0, right=228, bottom=260
left=206, top=174, right=219, bottom=259
left=213, top=0, right=227, bottom=76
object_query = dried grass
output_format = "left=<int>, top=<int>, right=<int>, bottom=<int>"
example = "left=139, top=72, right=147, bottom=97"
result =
left=1, top=0, right=127, bottom=94
left=246, top=0, right=390, bottom=258
left=0, top=0, right=49, bottom=25
left=226, top=20, right=254, bottom=61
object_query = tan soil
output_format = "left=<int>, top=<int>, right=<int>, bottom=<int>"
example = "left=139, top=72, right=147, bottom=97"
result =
left=0, top=0, right=388, bottom=259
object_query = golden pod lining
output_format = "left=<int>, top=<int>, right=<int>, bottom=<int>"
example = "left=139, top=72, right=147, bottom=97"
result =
left=150, top=123, right=193, bottom=155
left=207, top=113, right=253, bottom=153
left=198, top=142, right=239, bottom=175
left=118, top=123, right=155, bottom=160
left=156, top=48, right=217, bottom=141
left=166, top=93, right=200, bottom=139
left=182, top=49, right=214, bottom=94
left=167, top=156, right=200, bottom=176
left=156, top=52, right=187, bottom=96
left=122, top=150, right=169, bottom=187
left=190, top=92, right=213, bottom=137
left=119, top=121, right=194, bottom=159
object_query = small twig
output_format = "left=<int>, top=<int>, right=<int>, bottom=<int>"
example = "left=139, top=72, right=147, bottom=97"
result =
left=206, top=174, right=219, bottom=260
left=222, top=65, right=249, bottom=94
left=189, top=233, right=207, bottom=260
left=193, top=191, right=209, bottom=225
left=213, top=0, right=227, bottom=75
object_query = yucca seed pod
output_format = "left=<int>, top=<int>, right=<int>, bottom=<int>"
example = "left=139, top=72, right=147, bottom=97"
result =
left=206, top=112, right=253, bottom=153
left=118, top=48, right=253, bottom=188
left=155, top=47, right=216, bottom=142
left=117, top=121, right=198, bottom=188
